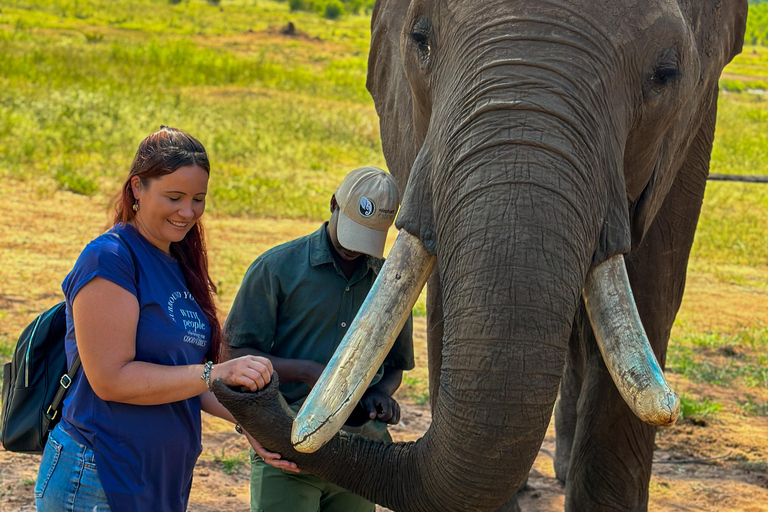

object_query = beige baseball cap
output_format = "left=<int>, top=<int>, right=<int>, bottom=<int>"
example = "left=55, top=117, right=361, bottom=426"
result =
left=335, top=166, right=399, bottom=258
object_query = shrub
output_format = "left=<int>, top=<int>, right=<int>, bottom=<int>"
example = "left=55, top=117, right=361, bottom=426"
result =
left=55, top=169, right=98, bottom=196
left=720, top=79, right=745, bottom=93
left=323, top=0, right=345, bottom=19
left=679, top=395, right=722, bottom=422
left=288, top=0, right=309, bottom=11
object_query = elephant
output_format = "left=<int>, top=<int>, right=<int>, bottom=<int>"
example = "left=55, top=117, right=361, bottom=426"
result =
left=214, top=0, right=749, bottom=510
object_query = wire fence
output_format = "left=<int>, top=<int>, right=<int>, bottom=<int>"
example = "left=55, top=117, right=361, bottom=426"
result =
left=707, top=174, right=768, bottom=183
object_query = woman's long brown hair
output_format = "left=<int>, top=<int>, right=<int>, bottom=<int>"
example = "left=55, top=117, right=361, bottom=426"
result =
left=114, top=126, right=222, bottom=363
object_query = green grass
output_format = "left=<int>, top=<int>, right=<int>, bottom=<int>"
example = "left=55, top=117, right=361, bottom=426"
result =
left=725, top=45, right=768, bottom=78
left=739, top=395, right=768, bottom=416
left=412, top=291, right=427, bottom=317
left=2, top=1, right=768, bottom=226
left=0, top=335, right=13, bottom=387
left=678, top=395, right=722, bottom=422
left=0, top=0, right=379, bottom=217
left=735, top=460, right=768, bottom=471
left=401, top=375, right=430, bottom=405
left=745, top=4, right=768, bottom=46
left=213, top=447, right=249, bottom=474
left=667, top=327, right=768, bottom=389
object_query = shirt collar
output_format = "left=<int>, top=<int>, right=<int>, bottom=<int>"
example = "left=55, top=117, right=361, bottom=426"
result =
left=309, top=222, right=383, bottom=276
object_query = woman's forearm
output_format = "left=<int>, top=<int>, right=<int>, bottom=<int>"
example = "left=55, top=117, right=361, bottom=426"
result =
left=90, top=361, right=210, bottom=405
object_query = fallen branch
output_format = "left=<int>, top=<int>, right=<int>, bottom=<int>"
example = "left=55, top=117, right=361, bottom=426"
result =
left=653, top=450, right=733, bottom=464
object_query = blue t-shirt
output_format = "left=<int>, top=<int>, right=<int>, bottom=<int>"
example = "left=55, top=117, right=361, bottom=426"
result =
left=59, top=223, right=210, bottom=512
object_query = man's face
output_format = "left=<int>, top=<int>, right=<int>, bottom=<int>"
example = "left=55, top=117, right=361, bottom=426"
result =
left=328, top=205, right=364, bottom=261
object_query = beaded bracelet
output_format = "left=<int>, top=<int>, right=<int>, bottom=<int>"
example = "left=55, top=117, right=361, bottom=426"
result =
left=201, top=361, right=213, bottom=390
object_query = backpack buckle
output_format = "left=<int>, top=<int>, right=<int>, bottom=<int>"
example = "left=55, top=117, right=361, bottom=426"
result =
left=45, top=405, right=58, bottom=421
left=60, top=374, right=72, bottom=389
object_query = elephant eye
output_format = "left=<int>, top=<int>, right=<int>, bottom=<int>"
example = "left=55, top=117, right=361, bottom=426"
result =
left=650, top=65, right=679, bottom=88
left=410, top=16, right=432, bottom=61
left=648, top=49, right=681, bottom=93
left=411, top=30, right=430, bottom=51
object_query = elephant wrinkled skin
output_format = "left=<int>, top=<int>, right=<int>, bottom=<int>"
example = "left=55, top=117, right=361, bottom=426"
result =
left=215, top=1, right=749, bottom=510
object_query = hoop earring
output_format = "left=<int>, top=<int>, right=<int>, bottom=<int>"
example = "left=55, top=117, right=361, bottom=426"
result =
left=132, top=202, right=139, bottom=212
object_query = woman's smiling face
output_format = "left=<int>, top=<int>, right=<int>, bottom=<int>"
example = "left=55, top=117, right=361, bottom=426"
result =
left=131, top=164, right=209, bottom=254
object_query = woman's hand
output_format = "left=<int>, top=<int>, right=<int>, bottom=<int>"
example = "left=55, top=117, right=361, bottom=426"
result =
left=211, top=356, right=273, bottom=391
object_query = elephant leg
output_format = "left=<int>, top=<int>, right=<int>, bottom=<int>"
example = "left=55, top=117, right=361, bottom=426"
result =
left=564, top=319, right=656, bottom=511
left=554, top=323, right=583, bottom=484
left=564, top=99, right=715, bottom=511
left=493, top=495, right=521, bottom=512
left=426, top=270, right=444, bottom=412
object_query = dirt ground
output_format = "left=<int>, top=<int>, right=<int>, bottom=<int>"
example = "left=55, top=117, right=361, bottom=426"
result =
left=1, top=184, right=766, bottom=511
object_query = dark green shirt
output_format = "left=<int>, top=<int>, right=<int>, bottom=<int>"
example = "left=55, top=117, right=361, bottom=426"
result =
left=225, top=223, right=414, bottom=405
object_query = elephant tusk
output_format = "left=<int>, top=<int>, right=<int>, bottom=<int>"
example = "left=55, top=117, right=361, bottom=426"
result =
left=582, top=255, right=680, bottom=427
left=291, top=230, right=436, bottom=453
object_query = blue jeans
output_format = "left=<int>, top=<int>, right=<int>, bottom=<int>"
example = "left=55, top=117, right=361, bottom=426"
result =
left=35, top=424, right=111, bottom=512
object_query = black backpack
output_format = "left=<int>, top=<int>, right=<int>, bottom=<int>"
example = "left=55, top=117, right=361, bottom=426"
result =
left=1, top=302, right=80, bottom=454
left=0, top=232, right=136, bottom=454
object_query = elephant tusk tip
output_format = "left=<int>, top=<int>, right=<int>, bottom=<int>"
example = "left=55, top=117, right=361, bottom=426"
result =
left=643, top=391, right=680, bottom=427
left=291, top=415, right=330, bottom=453
left=660, top=392, right=681, bottom=427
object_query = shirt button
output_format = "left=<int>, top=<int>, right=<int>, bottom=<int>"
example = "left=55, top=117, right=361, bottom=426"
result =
left=341, top=322, right=347, bottom=328
left=345, top=287, right=350, bottom=292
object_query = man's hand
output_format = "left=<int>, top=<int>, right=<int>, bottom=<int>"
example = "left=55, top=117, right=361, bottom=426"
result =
left=360, top=387, right=401, bottom=425
left=245, top=432, right=301, bottom=473
left=301, top=360, right=326, bottom=389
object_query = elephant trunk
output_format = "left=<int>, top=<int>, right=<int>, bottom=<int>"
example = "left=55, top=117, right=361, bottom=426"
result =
left=414, top=158, right=598, bottom=509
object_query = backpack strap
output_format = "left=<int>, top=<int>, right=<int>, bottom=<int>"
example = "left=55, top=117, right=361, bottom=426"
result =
left=45, top=230, right=140, bottom=421
left=45, top=356, right=80, bottom=422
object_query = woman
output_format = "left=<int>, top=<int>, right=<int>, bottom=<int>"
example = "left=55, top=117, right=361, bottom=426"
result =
left=35, top=127, right=286, bottom=512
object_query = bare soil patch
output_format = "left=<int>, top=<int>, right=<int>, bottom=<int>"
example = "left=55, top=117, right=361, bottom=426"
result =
left=1, top=185, right=766, bottom=511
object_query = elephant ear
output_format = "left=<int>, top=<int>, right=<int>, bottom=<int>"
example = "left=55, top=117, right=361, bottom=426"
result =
left=628, top=0, right=748, bottom=248
left=367, top=0, right=420, bottom=196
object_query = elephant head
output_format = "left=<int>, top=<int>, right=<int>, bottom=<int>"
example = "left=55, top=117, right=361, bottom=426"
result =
left=216, top=1, right=748, bottom=510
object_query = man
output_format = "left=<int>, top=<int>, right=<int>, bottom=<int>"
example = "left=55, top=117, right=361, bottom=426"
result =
left=224, top=166, right=414, bottom=512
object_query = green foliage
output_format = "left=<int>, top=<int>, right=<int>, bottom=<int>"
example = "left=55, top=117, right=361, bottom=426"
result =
left=0, top=335, right=12, bottom=360
left=720, top=79, right=745, bottom=92
left=322, top=0, right=345, bottom=20
left=402, top=375, right=429, bottom=405
left=667, top=328, right=768, bottom=388
left=736, top=460, right=768, bottom=471
left=745, top=4, right=768, bottom=46
left=740, top=395, right=768, bottom=416
left=0, top=0, right=378, bottom=217
left=55, top=166, right=99, bottom=195
left=214, top=448, right=248, bottom=474
left=288, top=0, right=308, bottom=11
left=696, top=92, right=768, bottom=269
left=279, top=0, right=373, bottom=16
left=678, top=395, right=722, bottom=422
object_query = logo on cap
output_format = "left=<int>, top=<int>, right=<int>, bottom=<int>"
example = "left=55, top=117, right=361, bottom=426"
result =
left=359, top=197, right=375, bottom=217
